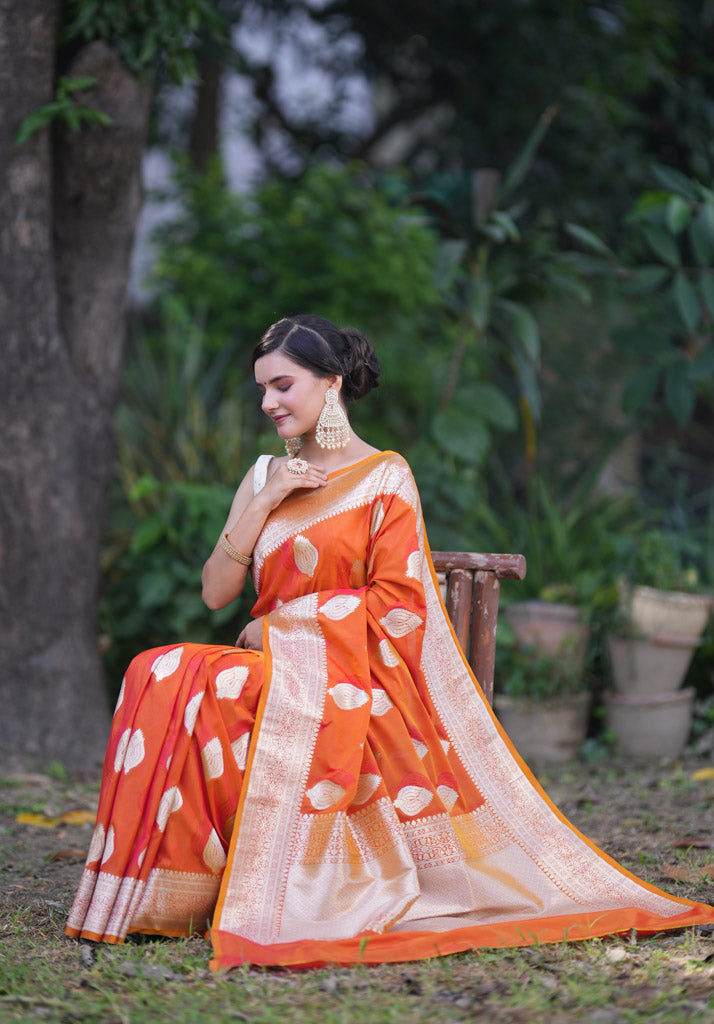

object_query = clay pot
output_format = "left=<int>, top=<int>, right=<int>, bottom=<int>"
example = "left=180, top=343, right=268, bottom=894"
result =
left=494, top=691, right=590, bottom=765
left=604, top=689, right=696, bottom=762
left=607, top=635, right=699, bottom=696
left=622, top=585, right=711, bottom=641
left=504, top=601, right=589, bottom=675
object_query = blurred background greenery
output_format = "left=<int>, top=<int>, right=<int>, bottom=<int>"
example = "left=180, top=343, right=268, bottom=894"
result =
left=90, top=0, right=714, bottom=746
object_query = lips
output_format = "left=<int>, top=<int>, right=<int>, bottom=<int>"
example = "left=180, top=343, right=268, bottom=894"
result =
left=272, top=414, right=289, bottom=425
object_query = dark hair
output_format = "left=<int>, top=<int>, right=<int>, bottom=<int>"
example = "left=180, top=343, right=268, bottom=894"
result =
left=252, top=314, right=381, bottom=403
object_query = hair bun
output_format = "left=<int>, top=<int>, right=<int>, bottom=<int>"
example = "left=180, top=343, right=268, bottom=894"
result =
left=339, top=327, right=381, bottom=402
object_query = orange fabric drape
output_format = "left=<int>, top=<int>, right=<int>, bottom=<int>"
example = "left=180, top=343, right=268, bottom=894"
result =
left=67, top=452, right=714, bottom=966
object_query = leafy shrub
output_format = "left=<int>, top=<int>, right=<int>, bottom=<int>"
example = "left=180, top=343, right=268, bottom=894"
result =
left=100, top=475, right=249, bottom=694
left=102, top=164, right=452, bottom=679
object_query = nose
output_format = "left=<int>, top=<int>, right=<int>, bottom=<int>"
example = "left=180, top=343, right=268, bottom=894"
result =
left=262, top=391, right=279, bottom=413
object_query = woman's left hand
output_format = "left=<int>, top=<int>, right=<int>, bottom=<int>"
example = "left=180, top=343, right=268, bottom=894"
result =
left=236, top=616, right=264, bottom=651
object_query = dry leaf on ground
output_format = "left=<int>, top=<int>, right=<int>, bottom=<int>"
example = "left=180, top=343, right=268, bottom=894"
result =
left=15, top=810, right=95, bottom=828
left=661, top=862, right=714, bottom=883
left=47, top=848, right=88, bottom=862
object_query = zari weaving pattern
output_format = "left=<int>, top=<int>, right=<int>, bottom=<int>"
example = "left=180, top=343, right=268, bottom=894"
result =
left=67, top=451, right=714, bottom=966
left=216, top=594, right=328, bottom=943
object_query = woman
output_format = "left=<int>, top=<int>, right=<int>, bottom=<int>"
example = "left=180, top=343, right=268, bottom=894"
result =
left=67, top=314, right=713, bottom=969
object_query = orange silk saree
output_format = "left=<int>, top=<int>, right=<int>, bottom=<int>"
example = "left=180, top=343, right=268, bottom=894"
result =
left=66, top=451, right=714, bottom=968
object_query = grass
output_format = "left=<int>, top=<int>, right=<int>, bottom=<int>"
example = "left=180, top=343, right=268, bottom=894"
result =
left=1, top=763, right=713, bottom=1023
left=1, top=926, right=713, bottom=1024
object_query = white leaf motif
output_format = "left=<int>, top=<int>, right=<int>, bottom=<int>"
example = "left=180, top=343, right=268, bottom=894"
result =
left=137, top=848, right=146, bottom=869
left=353, top=773, right=381, bottom=805
left=231, top=732, right=250, bottom=770
left=306, top=780, right=346, bottom=810
left=406, top=550, right=422, bottom=579
left=380, top=608, right=423, bottom=638
left=411, top=738, right=428, bottom=760
left=114, top=728, right=131, bottom=773
left=294, top=534, right=319, bottom=576
left=216, top=665, right=249, bottom=699
left=114, top=677, right=126, bottom=715
left=378, top=639, right=400, bottom=667
left=203, top=829, right=227, bottom=874
left=124, top=729, right=145, bottom=774
left=156, top=786, right=183, bottom=831
left=370, top=499, right=384, bottom=537
left=184, top=692, right=204, bottom=735
left=437, top=785, right=458, bottom=811
left=201, top=737, right=224, bottom=781
left=440, top=739, right=451, bottom=755
left=151, top=646, right=184, bottom=681
left=371, top=688, right=393, bottom=716
left=394, top=785, right=433, bottom=817
left=329, top=683, right=369, bottom=710
left=87, top=823, right=105, bottom=865
left=319, top=595, right=361, bottom=620
left=101, top=824, right=115, bottom=865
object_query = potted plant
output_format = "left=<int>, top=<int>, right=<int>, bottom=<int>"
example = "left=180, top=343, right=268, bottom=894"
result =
left=493, top=631, right=591, bottom=765
left=480, top=471, right=630, bottom=763
left=485, top=471, right=628, bottom=672
left=604, top=528, right=712, bottom=760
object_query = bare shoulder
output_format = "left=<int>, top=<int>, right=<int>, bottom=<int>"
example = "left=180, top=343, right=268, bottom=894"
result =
left=223, top=463, right=258, bottom=530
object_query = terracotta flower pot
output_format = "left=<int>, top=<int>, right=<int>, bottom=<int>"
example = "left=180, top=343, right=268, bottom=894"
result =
left=494, top=691, right=590, bottom=765
left=504, top=601, right=589, bottom=675
left=607, top=634, right=699, bottom=696
left=622, top=585, right=711, bottom=641
left=604, top=689, right=695, bottom=762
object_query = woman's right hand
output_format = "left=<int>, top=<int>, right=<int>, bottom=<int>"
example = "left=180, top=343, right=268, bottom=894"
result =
left=260, top=459, right=328, bottom=511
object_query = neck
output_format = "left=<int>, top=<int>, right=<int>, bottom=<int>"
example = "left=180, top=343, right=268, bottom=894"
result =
left=297, top=432, right=378, bottom=472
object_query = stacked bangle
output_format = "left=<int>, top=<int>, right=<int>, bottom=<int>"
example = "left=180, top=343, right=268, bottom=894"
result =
left=219, top=533, right=253, bottom=566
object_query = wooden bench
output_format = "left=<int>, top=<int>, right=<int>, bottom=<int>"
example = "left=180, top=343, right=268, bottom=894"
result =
left=431, top=551, right=527, bottom=706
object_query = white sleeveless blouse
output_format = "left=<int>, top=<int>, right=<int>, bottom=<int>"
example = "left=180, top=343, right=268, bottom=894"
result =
left=253, top=454, right=274, bottom=495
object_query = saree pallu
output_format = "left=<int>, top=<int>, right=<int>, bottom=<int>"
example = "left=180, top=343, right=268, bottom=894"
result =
left=67, top=451, right=714, bottom=967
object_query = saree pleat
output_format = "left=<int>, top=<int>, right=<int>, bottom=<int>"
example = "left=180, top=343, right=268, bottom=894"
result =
left=67, top=451, right=714, bottom=965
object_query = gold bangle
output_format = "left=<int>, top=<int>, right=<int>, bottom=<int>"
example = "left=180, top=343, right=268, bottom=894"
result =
left=219, top=533, right=252, bottom=566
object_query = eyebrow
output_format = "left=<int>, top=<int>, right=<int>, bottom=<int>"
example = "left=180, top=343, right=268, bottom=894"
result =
left=256, top=374, right=294, bottom=389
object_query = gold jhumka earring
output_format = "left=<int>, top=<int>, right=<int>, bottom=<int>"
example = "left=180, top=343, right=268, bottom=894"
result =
left=315, top=388, right=350, bottom=450
left=284, top=436, right=308, bottom=475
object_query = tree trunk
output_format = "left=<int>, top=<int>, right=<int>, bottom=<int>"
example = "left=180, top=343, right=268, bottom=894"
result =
left=189, top=56, right=222, bottom=172
left=0, top=1, right=151, bottom=774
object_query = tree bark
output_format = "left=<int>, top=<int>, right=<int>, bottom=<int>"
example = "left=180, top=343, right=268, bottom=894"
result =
left=189, top=56, right=222, bottom=172
left=0, top=1, right=151, bottom=773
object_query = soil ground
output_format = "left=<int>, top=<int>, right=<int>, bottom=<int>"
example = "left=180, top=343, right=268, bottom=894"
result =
left=1, top=755, right=713, bottom=1023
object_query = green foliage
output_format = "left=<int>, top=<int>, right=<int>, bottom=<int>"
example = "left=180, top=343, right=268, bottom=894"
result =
left=14, top=76, right=111, bottom=144
left=149, top=161, right=442, bottom=354
left=146, top=160, right=450, bottom=458
left=117, top=315, right=249, bottom=486
left=495, top=632, right=583, bottom=702
left=309, top=0, right=714, bottom=237
left=402, top=114, right=600, bottom=546
left=103, top=164, right=453, bottom=673
left=614, top=165, right=714, bottom=426
left=617, top=526, right=705, bottom=594
left=104, top=317, right=257, bottom=681
left=477, top=468, right=631, bottom=612
left=101, top=474, right=244, bottom=691
left=61, top=0, right=225, bottom=80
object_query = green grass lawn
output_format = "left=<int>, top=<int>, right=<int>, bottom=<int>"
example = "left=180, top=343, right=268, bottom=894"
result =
left=1, top=762, right=713, bottom=1023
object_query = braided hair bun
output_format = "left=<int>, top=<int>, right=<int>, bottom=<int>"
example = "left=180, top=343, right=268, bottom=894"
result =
left=253, top=314, right=381, bottom=404
left=337, top=327, right=381, bottom=402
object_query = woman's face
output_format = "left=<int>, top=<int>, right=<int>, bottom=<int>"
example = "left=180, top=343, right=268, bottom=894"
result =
left=254, top=350, right=336, bottom=440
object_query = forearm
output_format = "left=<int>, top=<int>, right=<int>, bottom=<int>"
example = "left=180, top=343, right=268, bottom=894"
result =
left=201, top=492, right=275, bottom=610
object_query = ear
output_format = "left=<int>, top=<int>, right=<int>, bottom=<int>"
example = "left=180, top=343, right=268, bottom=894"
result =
left=326, top=374, right=343, bottom=395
